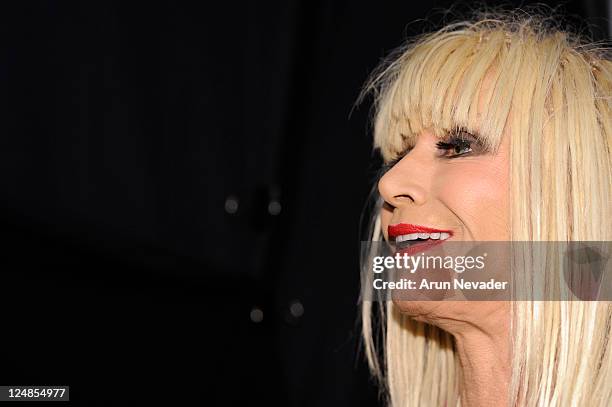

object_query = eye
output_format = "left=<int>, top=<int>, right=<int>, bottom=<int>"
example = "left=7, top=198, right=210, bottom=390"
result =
left=436, top=128, right=482, bottom=158
left=436, top=139, right=472, bottom=157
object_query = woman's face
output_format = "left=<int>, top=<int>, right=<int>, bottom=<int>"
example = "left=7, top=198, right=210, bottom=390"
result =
left=378, top=127, right=510, bottom=243
left=377, top=119, right=511, bottom=333
left=379, top=71, right=510, bottom=244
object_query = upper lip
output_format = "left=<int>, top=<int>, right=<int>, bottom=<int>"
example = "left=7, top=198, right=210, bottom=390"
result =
left=388, top=223, right=453, bottom=239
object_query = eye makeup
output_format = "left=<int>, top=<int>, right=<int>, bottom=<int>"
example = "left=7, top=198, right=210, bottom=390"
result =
left=380, top=126, right=488, bottom=173
left=436, top=127, right=486, bottom=159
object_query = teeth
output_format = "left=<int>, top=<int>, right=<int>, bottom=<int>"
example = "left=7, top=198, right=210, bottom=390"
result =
left=396, top=233, right=416, bottom=242
left=395, top=231, right=451, bottom=243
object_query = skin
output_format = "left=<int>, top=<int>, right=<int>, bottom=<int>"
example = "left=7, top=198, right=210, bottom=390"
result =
left=377, top=108, right=512, bottom=404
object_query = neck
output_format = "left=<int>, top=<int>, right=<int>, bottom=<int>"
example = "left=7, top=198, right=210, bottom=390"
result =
left=453, top=329, right=511, bottom=407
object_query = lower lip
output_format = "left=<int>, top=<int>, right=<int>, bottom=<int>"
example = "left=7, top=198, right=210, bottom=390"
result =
left=396, top=238, right=447, bottom=256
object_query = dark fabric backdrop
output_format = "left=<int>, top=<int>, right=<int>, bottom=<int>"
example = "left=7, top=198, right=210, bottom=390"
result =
left=1, top=1, right=608, bottom=406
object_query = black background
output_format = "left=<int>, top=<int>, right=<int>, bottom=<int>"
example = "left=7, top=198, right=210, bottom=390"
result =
left=1, top=1, right=608, bottom=406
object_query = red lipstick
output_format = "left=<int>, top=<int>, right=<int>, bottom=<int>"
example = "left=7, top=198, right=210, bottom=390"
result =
left=388, top=223, right=453, bottom=256
left=388, top=223, right=452, bottom=239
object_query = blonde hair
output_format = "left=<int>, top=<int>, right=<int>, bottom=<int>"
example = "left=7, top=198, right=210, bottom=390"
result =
left=360, top=9, right=612, bottom=407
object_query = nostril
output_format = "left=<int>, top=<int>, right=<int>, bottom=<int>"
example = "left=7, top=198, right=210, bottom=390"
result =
left=394, top=194, right=416, bottom=203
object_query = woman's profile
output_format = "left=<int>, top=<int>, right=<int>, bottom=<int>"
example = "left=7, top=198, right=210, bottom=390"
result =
left=360, top=7, right=611, bottom=407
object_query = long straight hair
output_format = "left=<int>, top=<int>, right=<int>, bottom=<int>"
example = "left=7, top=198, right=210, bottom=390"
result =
left=360, top=10, right=612, bottom=407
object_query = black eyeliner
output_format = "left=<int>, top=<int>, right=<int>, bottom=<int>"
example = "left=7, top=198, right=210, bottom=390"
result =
left=436, top=127, right=482, bottom=158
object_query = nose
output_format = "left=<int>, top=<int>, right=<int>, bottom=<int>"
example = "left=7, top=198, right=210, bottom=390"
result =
left=377, top=148, right=430, bottom=208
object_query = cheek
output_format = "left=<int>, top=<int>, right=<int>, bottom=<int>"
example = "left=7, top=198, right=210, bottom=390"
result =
left=435, top=160, right=509, bottom=240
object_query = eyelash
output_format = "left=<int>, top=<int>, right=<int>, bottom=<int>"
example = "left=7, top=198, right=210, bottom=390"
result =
left=435, top=129, right=477, bottom=158
left=381, top=128, right=483, bottom=171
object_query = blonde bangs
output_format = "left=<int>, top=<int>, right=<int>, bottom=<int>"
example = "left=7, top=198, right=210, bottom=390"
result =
left=371, top=23, right=560, bottom=162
